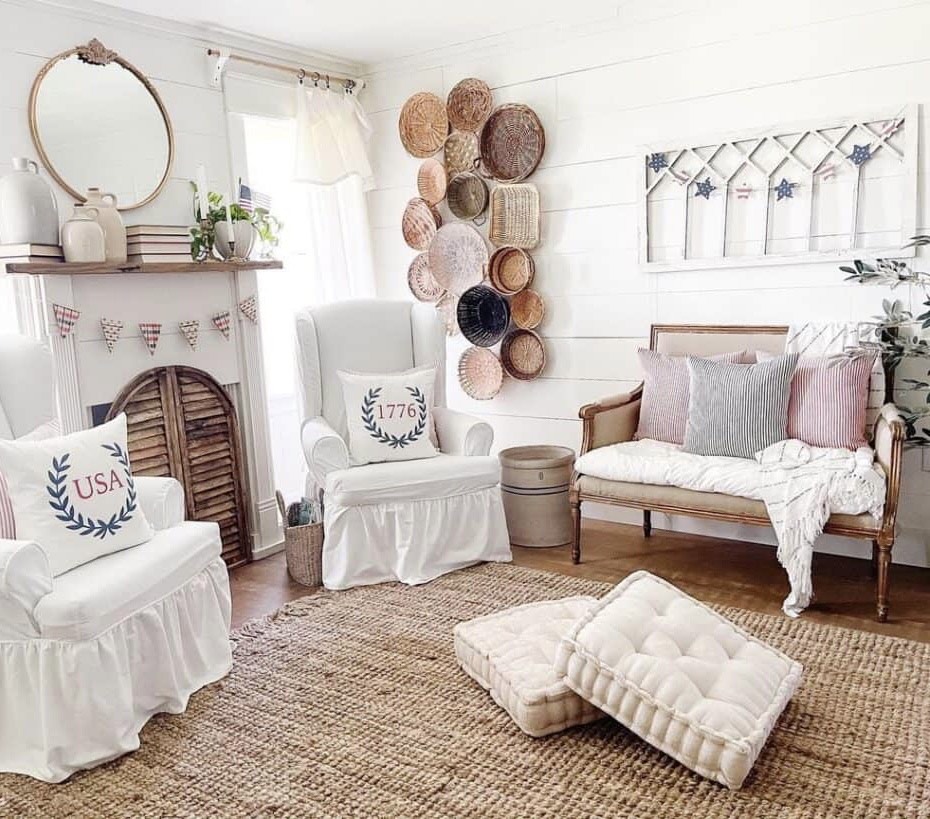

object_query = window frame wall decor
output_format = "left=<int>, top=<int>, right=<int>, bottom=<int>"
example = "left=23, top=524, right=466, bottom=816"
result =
left=638, top=105, right=919, bottom=272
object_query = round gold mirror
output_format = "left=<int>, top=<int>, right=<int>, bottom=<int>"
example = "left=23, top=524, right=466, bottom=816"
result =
left=28, top=39, right=174, bottom=212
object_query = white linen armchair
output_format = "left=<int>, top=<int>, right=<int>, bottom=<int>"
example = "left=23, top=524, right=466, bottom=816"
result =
left=0, top=334, right=232, bottom=783
left=296, top=300, right=511, bottom=589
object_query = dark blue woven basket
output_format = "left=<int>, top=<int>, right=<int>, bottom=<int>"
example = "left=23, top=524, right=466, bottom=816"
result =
left=457, top=285, right=511, bottom=347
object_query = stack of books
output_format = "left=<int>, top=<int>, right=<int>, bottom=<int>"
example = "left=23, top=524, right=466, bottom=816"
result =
left=0, top=243, right=63, bottom=265
left=126, top=225, right=194, bottom=263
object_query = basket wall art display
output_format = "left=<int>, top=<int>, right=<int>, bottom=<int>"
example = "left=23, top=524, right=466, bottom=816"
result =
left=457, top=285, right=511, bottom=347
left=407, top=253, right=445, bottom=302
left=444, top=130, right=480, bottom=176
left=489, top=184, right=540, bottom=248
left=399, top=92, right=449, bottom=158
left=488, top=246, right=534, bottom=294
left=417, top=158, right=447, bottom=205
left=501, top=329, right=546, bottom=380
left=478, top=103, right=546, bottom=183
left=510, top=287, right=545, bottom=329
left=447, top=78, right=493, bottom=133
left=447, top=172, right=488, bottom=222
left=435, top=292, right=460, bottom=337
left=402, top=197, right=442, bottom=250
left=458, top=346, right=504, bottom=400
left=428, top=222, right=489, bottom=295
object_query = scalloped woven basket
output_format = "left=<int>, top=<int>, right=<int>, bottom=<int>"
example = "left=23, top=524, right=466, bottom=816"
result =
left=489, top=184, right=540, bottom=249
left=444, top=131, right=480, bottom=177
left=447, top=78, right=493, bottom=133
left=479, top=103, right=545, bottom=182
left=399, top=92, right=449, bottom=158
left=402, top=197, right=442, bottom=251
left=417, top=158, right=447, bottom=205
left=501, top=329, right=546, bottom=380
left=456, top=285, right=511, bottom=347
left=435, top=293, right=460, bottom=337
left=428, top=223, right=489, bottom=296
left=407, top=253, right=445, bottom=303
left=488, top=246, right=534, bottom=295
left=447, top=172, right=488, bottom=221
left=510, top=288, right=545, bottom=329
left=458, top=346, right=504, bottom=400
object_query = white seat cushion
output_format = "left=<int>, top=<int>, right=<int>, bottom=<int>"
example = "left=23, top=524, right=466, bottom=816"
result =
left=455, top=597, right=604, bottom=737
left=555, top=571, right=802, bottom=789
left=325, top=454, right=500, bottom=507
left=34, top=520, right=221, bottom=641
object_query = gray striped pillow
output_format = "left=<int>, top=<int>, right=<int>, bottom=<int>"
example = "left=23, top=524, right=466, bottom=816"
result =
left=683, top=353, right=799, bottom=459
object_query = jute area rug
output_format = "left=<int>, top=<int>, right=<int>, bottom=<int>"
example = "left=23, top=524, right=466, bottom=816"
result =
left=2, top=564, right=928, bottom=819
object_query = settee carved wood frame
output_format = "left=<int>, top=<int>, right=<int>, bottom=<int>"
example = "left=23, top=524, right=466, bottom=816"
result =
left=569, top=323, right=905, bottom=622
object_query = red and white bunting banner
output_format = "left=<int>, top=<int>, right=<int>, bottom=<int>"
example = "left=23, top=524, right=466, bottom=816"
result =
left=52, top=303, right=80, bottom=337
left=238, top=295, right=258, bottom=324
left=100, top=318, right=124, bottom=354
left=817, top=161, right=837, bottom=181
left=212, top=310, right=232, bottom=339
left=669, top=168, right=690, bottom=185
left=734, top=185, right=753, bottom=200
left=139, top=322, right=162, bottom=356
left=178, top=319, right=200, bottom=350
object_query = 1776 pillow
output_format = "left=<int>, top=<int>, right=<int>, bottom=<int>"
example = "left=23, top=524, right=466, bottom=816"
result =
left=0, top=413, right=153, bottom=576
left=338, top=367, right=439, bottom=465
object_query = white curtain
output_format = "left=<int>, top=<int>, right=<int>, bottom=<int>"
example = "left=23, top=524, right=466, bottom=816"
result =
left=227, top=79, right=376, bottom=500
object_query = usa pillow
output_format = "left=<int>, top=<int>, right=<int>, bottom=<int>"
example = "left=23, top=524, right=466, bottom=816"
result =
left=635, top=349, right=748, bottom=445
left=338, top=367, right=439, bottom=465
left=0, top=414, right=153, bottom=575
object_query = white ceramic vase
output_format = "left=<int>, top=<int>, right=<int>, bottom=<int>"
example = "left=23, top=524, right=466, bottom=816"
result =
left=0, top=157, right=60, bottom=245
left=84, top=188, right=126, bottom=263
left=213, top=220, right=256, bottom=260
left=62, top=206, right=106, bottom=263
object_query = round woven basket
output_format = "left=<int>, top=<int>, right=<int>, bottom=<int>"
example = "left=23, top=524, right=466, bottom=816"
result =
left=276, top=491, right=322, bottom=587
left=446, top=172, right=488, bottom=222
left=457, top=285, right=511, bottom=347
left=488, top=246, right=534, bottom=295
left=510, top=287, right=545, bottom=329
left=435, top=292, right=460, bottom=337
left=428, top=222, right=488, bottom=296
left=407, top=253, right=444, bottom=303
left=501, top=329, right=546, bottom=380
left=458, top=346, right=504, bottom=400
left=399, top=92, right=448, bottom=158
left=402, top=197, right=442, bottom=251
left=444, top=131, right=480, bottom=176
left=447, top=78, right=493, bottom=133
left=478, top=104, right=546, bottom=183
left=417, top=158, right=447, bottom=205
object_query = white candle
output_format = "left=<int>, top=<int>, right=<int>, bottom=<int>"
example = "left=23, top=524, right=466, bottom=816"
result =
left=196, top=165, right=209, bottom=221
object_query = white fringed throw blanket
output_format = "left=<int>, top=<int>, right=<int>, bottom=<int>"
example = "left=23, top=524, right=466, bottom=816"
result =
left=575, top=439, right=885, bottom=616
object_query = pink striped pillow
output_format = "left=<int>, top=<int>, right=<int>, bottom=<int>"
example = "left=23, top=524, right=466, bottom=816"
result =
left=635, top=349, right=748, bottom=444
left=786, top=354, right=877, bottom=449
left=0, top=420, right=61, bottom=539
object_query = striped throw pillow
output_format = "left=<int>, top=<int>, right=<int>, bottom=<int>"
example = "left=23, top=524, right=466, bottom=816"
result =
left=635, top=349, right=748, bottom=444
left=683, top=353, right=799, bottom=459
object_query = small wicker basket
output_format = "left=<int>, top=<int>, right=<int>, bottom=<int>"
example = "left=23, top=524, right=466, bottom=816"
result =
left=489, top=184, right=540, bottom=249
left=276, top=491, right=323, bottom=587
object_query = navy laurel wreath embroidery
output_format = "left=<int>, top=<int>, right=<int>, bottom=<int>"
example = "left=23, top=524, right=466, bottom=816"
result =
left=46, top=443, right=137, bottom=539
left=361, top=386, right=428, bottom=449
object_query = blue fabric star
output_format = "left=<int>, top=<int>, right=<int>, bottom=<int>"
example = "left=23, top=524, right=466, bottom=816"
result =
left=694, top=177, right=716, bottom=199
left=647, top=153, right=668, bottom=172
left=848, top=144, right=871, bottom=166
left=775, top=178, right=795, bottom=201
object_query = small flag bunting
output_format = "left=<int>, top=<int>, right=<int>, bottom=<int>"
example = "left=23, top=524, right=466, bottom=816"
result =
left=52, top=303, right=80, bottom=337
left=238, top=295, right=258, bottom=324
left=734, top=185, right=753, bottom=200
left=213, top=310, right=232, bottom=339
left=178, top=319, right=200, bottom=350
left=139, top=322, right=162, bottom=356
left=100, top=318, right=124, bottom=353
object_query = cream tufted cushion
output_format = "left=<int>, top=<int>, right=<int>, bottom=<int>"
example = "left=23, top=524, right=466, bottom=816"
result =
left=454, top=597, right=604, bottom=737
left=555, top=572, right=802, bottom=789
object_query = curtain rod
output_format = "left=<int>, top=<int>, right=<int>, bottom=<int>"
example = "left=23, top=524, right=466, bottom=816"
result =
left=206, top=48, right=366, bottom=91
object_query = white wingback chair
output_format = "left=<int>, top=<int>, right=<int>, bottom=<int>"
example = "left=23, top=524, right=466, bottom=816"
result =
left=0, top=334, right=232, bottom=782
left=296, top=300, right=511, bottom=589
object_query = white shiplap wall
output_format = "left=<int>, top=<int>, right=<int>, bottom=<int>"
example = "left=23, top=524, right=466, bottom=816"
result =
left=362, top=0, right=930, bottom=566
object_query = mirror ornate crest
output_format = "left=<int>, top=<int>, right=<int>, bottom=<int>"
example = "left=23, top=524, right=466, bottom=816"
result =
left=28, top=39, right=175, bottom=211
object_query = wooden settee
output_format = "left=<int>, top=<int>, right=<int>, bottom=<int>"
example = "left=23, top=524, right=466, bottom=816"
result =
left=569, top=324, right=905, bottom=622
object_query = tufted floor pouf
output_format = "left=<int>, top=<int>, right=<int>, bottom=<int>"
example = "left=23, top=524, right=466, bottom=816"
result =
left=554, top=571, right=803, bottom=789
left=454, top=597, right=605, bottom=737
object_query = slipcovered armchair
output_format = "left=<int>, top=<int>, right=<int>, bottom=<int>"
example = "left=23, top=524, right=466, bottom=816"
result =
left=296, top=300, right=511, bottom=590
left=0, top=335, right=232, bottom=782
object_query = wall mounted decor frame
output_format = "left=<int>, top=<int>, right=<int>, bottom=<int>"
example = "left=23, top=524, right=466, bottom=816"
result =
left=638, top=105, right=918, bottom=272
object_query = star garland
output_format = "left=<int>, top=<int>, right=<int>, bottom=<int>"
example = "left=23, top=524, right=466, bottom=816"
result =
left=694, top=177, right=716, bottom=200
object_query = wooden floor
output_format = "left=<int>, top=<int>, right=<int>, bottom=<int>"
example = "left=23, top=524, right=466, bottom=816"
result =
left=230, top=518, right=930, bottom=643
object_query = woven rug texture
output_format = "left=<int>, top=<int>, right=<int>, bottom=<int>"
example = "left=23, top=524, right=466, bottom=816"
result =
left=1, top=563, right=928, bottom=818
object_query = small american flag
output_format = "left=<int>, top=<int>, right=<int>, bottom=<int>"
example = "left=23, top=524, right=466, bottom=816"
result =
left=238, top=181, right=272, bottom=214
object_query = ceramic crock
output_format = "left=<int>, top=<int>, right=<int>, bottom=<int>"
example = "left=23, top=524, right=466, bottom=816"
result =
left=0, top=157, right=60, bottom=245
left=62, top=206, right=106, bottom=263
left=84, top=188, right=126, bottom=263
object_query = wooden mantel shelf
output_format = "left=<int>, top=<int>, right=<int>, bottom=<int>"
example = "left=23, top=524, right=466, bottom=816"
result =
left=5, top=259, right=283, bottom=276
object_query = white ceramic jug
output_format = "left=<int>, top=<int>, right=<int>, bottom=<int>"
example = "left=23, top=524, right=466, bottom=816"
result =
left=0, top=157, right=60, bottom=245
left=62, top=206, right=106, bottom=263
left=84, top=188, right=127, bottom=263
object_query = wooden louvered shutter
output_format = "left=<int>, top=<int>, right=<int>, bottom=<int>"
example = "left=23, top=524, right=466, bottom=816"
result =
left=107, top=366, right=252, bottom=567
